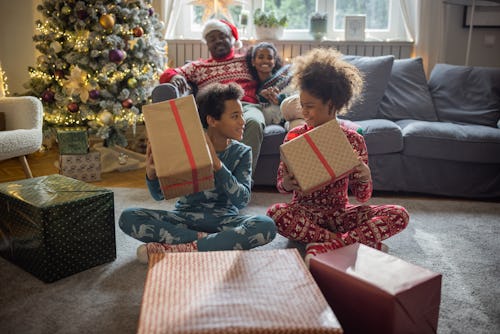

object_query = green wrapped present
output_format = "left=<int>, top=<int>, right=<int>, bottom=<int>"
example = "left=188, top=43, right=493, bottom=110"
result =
left=57, top=127, right=89, bottom=155
left=0, top=174, right=115, bottom=283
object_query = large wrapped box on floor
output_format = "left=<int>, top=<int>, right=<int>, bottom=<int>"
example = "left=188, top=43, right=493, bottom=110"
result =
left=309, top=243, right=442, bottom=334
left=280, top=119, right=359, bottom=193
left=0, top=174, right=116, bottom=283
left=142, top=95, right=214, bottom=199
left=59, top=150, right=101, bottom=182
left=138, top=249, right=343, bottom=334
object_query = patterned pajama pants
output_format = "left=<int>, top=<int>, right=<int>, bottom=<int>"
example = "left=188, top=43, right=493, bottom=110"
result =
left=266, top=203, right=409, bottom=248
left=119, top=207, right=276, bottom=251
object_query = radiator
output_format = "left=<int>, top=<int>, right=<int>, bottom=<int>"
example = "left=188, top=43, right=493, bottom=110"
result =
left=166, top=39, right=414, bottom=67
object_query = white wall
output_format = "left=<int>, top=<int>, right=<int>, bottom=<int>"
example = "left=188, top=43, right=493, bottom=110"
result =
left=443, top=5, right=500, bottom=67
left=0, top=1, right=38, bottom=95
left=0, top=1, right=499, bottom=96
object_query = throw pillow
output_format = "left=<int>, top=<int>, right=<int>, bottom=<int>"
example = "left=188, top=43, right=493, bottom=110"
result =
left=378, top=57, right=438, bottom=121
left=429, top=63, right=500, bottom=128
left=339, top=55, right=394, bottom=121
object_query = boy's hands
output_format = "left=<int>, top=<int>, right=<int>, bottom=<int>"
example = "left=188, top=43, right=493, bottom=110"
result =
left=145, top=140, right=157, bottom=180
left=204, top=133, right=222, bottom=171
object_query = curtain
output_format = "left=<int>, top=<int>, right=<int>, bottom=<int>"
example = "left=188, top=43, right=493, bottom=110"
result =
left=399, top=0, right=444, bottom=75
left=153, top=0, right=186, bottom=39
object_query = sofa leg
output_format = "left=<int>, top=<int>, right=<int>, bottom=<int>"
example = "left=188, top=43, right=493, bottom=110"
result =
left=19, top=155, right=33, bottom=178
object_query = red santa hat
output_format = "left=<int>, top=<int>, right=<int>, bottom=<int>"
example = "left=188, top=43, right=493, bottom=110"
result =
left=202, top=19, right=243, bottom=50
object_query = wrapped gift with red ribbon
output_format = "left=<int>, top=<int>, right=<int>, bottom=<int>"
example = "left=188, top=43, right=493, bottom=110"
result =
left=280, top=119, right=359, bottom=193
left=143, top=95, right=214, bottom=199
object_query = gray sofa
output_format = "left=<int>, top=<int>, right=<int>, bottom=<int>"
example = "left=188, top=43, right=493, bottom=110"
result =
left=151, top=57, right=500, bottom=199
left=253, top=57, right=500, bottom=199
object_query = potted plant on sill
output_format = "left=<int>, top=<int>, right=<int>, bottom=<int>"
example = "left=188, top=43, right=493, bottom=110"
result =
left=253, top=8, right=287, bottom=40
left=310, top=12, right=327, bottom=41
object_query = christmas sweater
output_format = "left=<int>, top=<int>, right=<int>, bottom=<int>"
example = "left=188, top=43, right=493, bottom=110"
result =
left=159, top=50, right=258, bottom=104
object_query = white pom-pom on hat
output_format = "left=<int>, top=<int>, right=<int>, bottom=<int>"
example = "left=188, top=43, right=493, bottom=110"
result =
left=202, top=19, right=242, bottom=49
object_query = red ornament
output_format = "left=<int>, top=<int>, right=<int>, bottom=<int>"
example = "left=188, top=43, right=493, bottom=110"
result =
left=133, top=26, right=144, bottom=37
left=121, top=98, right=133, bottom=109
left=41, top=90, right=55, bottom=103
left=76, top=10, right=88, bottom=20
left=54, top=69, right=65, bottom=79
left=67, top=102, right=79, bottom=113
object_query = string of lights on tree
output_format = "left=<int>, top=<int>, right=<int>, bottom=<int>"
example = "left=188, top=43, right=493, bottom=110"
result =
left=24, top=0, right=168, bottom=146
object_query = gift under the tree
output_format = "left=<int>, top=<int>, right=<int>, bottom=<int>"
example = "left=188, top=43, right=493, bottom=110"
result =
left=280, top=119, right=360, bottom=193
left=56, top=127, right=89, bottom=155
left=0, top=174, right=116, bottom=283
left=309, top=243, right=442, bottom=334
left=138, top=249, right=343, bottom=334
left=59, top=150, right=101, bottom=182
left=142, top=95, right=214, bottom=199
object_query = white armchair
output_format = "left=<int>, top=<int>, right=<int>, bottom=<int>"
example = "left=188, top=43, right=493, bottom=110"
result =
left=0, top=96, right=43, bottom=178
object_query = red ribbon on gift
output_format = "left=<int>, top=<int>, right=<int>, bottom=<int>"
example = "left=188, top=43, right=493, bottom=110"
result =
left=169, top=100, right=200, bottom=193
left=303, top=133, right=336, bottom=181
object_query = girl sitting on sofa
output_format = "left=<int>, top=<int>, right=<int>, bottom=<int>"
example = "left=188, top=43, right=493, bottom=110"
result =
left=265, top=48, right=409, bottom=265
left=246, top=42, right=293, bottom=125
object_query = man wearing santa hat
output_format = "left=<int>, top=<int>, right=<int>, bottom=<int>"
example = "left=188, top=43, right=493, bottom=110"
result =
left=159, top=19, right=264, bottom=176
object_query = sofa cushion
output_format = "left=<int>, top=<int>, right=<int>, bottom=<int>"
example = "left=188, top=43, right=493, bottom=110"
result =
left=356, top=119, right=403, bottom=155
left=340, top=55, right=395, bottom=121
left=397, top=120, right=500, bottom=163
left=428, top=64, right=500, bottom=128
left=260, top=124, right=287, bottom=156
left=378, top=57, right=438, bottom=121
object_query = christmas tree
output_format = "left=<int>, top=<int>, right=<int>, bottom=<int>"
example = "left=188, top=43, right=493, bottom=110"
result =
left=25, top=0, right=167, bottom=147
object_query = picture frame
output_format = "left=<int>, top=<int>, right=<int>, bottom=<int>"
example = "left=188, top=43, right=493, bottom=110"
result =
left=463, top=6, right=500, bottom=28
left=345, top=15, right=366, bottom=41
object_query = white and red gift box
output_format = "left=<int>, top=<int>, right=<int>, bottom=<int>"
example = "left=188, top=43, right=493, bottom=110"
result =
left=280, top=119, right=359, bottom=193
left=309, top=243, right=442, bottom=334
left=142, top=95, right=214, bottom=199
left=138, top=249, right=343, bottom=334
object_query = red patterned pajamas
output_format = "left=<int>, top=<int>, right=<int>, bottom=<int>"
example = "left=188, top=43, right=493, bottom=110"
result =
left=266, top=124, right=409, bottom=249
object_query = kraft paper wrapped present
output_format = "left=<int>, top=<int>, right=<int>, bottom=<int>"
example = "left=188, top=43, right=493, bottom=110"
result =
left=309, top=243, right=442, bottom=334
left=59, top=150, right=101, bottom=182
left=142, top=95, right=214, bottom=199
left=280, top=119, right=359, bottom=193
left=0, top=174, right=116, bottom=283
left=138, top=249, right=343, bottom=334
left=56, top=127, right=89, bottom=155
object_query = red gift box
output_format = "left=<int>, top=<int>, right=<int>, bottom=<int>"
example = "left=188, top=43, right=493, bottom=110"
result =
left=309, top=243, right=442, bottom=334
left=143, top=95, right=214, bottom=199
left=138, top=249, right=343, bottom=334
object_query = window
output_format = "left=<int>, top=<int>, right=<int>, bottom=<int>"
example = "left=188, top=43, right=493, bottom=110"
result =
left=174, top=0, right=408, bottom=42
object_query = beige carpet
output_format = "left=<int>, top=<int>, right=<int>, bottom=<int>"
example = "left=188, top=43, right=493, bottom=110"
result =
left=1, top=188, right=499, bottom=334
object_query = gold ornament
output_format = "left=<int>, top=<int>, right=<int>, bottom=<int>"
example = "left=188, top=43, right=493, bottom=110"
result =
left=99, top=14, right=115, bottom=30
left=98, top=110, right=114, bottom=125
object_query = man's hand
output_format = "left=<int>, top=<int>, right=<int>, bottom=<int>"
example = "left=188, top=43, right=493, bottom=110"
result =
left=170, top=75, right=189, bottom=95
